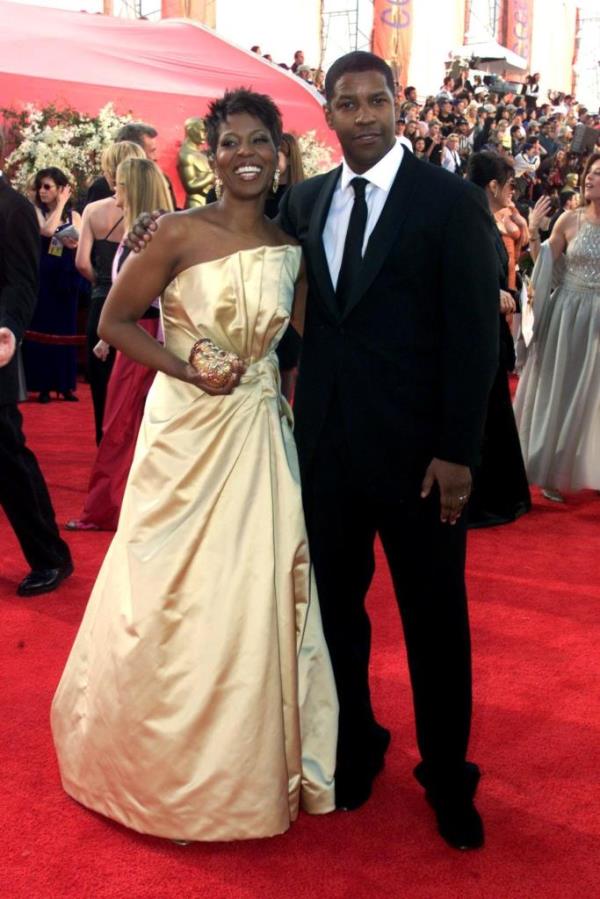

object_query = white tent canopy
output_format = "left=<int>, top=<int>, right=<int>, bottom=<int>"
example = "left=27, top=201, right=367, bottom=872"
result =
left=454, top=40, right=528, bottom=75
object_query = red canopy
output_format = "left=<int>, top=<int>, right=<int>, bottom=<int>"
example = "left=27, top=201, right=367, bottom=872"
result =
left=0, top=1, right=334, bottom=203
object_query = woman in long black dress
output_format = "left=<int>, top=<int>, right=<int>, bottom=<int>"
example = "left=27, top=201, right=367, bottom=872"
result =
left=24, top=167, right=82, bottom=403
left=466, top=152, right=531, bottom=527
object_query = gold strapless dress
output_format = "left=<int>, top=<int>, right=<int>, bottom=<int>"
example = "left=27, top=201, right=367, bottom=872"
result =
left=51, top=245, right=338, bottom=841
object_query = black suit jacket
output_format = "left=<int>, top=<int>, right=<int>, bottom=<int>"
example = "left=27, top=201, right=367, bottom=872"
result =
left=0, top=176, right=40, bottom=405
left=277, top=151, right=500, bottom=501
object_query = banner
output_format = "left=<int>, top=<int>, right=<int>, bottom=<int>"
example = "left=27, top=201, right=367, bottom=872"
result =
left=371, top=0, right=414, bottom=84
left=504, top=0, right=534, bottom=66
left=161, top=0, right=216, bottom=28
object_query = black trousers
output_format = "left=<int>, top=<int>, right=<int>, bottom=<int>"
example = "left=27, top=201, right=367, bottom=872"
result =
left=302, top=402, right=474, bottom=790
left=86, top=293, right=116, bottom=446
left=0, top=403, right=71, bottom=571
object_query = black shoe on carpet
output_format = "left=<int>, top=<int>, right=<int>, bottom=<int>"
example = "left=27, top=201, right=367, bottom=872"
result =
left=17, top=561, right=74, bottom=597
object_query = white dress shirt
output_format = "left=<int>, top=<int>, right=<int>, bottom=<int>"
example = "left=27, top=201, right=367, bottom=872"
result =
left=322, top=139, right=404, bottom=289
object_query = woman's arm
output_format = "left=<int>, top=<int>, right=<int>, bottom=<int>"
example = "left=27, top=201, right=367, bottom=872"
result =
left=99, top=215, right=244, bottom=396
left=529, top=197, right=567, bottom=262
left=75, top=206, right=96, bottom=283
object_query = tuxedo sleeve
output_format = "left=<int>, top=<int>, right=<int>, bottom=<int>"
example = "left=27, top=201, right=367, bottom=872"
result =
left=437, top=183, right=499, bottom=467
left=0, top=198, right=40, bottom=342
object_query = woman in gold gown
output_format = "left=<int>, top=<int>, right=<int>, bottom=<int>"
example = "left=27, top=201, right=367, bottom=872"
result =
left=51, top=89, right=338, bottom=842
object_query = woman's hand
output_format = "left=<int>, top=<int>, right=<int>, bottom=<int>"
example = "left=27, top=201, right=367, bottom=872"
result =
left=62, top=237, right=79, bottom=250
left=181, top=358, right=246, bottom=396
left=57, top=184, right=72, bottom=208
left=500, top=289, right=516, bottom=315
left=93, top=339, right=111, bottom=361
left=125, top=210, right=165, bottom=253
left=529, top=195, right=552, bottom=232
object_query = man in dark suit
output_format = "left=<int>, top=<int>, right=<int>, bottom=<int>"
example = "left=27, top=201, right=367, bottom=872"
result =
left=277, top=52, right=499, bottom=849
left=0, top=139, right=73, bottom=596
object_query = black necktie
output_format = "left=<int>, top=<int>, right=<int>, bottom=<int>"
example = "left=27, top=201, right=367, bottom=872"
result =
left=336, top=177, right=368, bottom=313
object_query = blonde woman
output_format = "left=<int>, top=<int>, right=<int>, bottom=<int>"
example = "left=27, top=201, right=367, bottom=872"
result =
left=66, top=158, right=172, bottom=531
left=76, top=141, right=145, bottom=444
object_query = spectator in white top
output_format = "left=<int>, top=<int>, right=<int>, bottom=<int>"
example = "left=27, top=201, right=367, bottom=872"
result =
left=441, top=134, right=462, bottom=174
left=514, top=139, right=542, bottom=179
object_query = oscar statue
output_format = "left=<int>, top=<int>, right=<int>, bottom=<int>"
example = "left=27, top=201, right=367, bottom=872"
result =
left=177, top=117, right=214, bottom=208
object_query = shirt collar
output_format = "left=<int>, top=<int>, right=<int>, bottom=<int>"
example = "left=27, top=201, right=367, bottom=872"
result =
left=340, top=138, right=404, bottom=194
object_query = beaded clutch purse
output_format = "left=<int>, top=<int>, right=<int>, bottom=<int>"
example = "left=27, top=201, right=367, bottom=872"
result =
left=188, top=337, right=240, bottom=389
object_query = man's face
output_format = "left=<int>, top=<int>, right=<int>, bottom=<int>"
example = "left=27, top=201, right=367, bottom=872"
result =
left=295, top=51, right=304, bottom=65
left=325, top=70, right=396, bottom=174
left=142, top=134, right=158, bottom=161
left=528, top=140, right=540, bottom=157
left=441, top=101, right=451, bottom=115
left=406, top=87, right=416, bottom=102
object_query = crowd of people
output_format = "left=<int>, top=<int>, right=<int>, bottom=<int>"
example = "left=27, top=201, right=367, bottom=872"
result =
left=0, top=49, right=599, bottom=857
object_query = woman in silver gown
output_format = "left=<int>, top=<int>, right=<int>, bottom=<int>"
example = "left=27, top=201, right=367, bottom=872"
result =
left=514, top=153, right=600, bottom=501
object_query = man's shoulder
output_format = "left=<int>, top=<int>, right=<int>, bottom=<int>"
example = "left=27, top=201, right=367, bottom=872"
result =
left=287, top=169, right=339, bottom=203
left=0, top=180, right=36, bottom=221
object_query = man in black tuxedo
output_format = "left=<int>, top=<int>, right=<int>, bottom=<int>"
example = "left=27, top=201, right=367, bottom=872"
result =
left=277, top=52, right=499, bottom=849
left=0, top=144, right=73, bottom=596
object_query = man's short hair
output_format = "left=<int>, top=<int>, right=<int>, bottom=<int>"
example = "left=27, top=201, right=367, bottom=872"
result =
left=115, top=122, right=158, bottom=147
left=523, top=139, right=539, bottom=151
left=324, top=51, right=395, bottom=102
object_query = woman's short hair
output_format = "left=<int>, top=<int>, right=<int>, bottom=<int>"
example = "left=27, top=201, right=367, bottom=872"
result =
left=466, top=151, right=514, bottom=189
left=324, top=51, right=395, bottom=101
left=581, top=152, right=600, bottom=206
left=115, top=157, right=173, bottom=230
left=205, top=88, right=283, bottom=155
left=101, top=141, right=146, bottom=187
left=280, top=132, right=305, bottom=187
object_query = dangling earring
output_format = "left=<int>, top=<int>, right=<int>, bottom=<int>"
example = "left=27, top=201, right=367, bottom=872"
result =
left=215, top=175, right=223, bottom=200
left=272, top=168, right=281, bottom=194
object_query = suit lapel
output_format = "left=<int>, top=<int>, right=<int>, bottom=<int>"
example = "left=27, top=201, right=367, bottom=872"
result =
left=342, top=150, right=422, bottom=320
left=306, top=165, right=341, bottom=320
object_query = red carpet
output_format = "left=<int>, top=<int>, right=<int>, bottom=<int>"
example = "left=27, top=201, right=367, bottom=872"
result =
left=2, top=385, right=599, bottom=899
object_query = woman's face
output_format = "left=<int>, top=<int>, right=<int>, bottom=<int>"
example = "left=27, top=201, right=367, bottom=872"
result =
left=215, top=112, right=277, bottom=199
left=498, top=176, right=515, bottom=208
left=488, top=176, right=514, bottom=211
left=38, top=177, right=59, bottom=206
left=414, top=138, right=425, bottom=152
left=584, top=162, right=600, bottom=203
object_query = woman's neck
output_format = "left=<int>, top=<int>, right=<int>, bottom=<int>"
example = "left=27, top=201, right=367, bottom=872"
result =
left=584, top=200, right=600, bottom=222
left=217, top=193, right=268, bottom=237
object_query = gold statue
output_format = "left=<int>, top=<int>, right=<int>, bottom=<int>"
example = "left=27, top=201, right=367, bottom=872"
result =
left=177, top=117, right=214, bottom=208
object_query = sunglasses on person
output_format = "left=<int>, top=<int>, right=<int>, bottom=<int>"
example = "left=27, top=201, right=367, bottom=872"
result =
left=39, top=183, right=56, bottom=190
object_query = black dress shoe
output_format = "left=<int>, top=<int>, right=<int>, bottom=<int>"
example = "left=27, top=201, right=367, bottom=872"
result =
left=38, top=391, right=51, bottom=404
left=335, top=728, right=391, bottom=811
left=426, top=793, right=484, bottom=850
left=17, top=561, right=74, bottom=597
left=414, top=762, right=484, bottom=850
left=61, top=390, right=79, bottom=402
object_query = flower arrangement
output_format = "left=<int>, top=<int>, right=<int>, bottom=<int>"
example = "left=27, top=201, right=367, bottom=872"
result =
left=297, top=130, right=336, bottom=177
left=1, top=102, right=131, bottom=198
